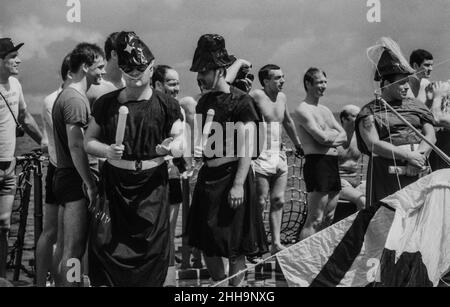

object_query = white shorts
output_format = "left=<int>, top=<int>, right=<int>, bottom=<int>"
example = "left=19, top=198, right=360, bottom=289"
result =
left=252, top=149, right=288, bottom=177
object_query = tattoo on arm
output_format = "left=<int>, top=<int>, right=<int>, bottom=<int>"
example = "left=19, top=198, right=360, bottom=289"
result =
left=363, top=116, right=374, bottom=130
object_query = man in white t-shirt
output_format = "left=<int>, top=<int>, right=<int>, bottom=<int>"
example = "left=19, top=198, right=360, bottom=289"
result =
left=0, top=37, right=43, bottom=278
left=36, top=54, right=72, bottom=287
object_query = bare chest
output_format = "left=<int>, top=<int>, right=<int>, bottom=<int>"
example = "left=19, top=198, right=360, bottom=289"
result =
left=311, top=106, right=333, bottom=129
left=259, top=98, right=285, bottom=122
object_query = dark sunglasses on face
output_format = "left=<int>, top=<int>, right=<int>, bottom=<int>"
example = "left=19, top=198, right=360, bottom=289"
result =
left=120, top=64, right=149, bottom=74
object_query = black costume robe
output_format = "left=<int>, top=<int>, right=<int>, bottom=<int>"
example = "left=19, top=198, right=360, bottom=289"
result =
left=355, top=97, right=434, bottom=205
left=187, top=86, right=268, bottom=259
left=88, top=89, right=182, bottom=287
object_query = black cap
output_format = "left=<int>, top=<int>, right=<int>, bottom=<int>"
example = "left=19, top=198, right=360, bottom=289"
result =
left=0, top=38, right=24, bottom=58
left=375, top=48, right=415, bottom=81
left=116, top=31, right=154, bottom=70
left=190, top=34, right=236, bottom=72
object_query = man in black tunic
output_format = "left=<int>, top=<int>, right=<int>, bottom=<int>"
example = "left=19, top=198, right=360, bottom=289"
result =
left=186, top=34, right=268, bottom=286
left=84, top=31, right=184, bottom=287
left=355, top=42, right=436, bottom=205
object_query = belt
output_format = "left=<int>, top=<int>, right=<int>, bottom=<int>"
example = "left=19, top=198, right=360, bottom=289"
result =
left=107, top=157, right=165, bottom=171
left=398, top=144, right=419, bottom=151
left=206, top=157, right=239, bottom=168
left=372, top=143, right=419, bottom=158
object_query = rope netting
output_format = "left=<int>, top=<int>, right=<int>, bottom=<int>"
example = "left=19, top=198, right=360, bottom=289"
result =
left=262, top=146, right=366, bottom=245
left=262, top=149, right=308, bottom=245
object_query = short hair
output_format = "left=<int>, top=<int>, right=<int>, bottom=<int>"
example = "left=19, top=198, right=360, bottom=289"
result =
left=258, top=64, right=281, bottom=87
left=339, top=108, right=356, bottom=123
left=69, top=42, right=105, bottom=73
left=303, top=67, right=326, bottom=91
left=60, top=53, right=71, bottom=81
left=104, top=32, right=119, bottom=61
left=409, top=49, right=433, bottom=67
left=339, top=110, right=348, bottom=123
left=152, top=65, right=172, bottom=86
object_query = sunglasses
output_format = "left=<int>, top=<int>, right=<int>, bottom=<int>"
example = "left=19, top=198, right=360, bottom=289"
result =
left=120, top=64, right=149, bottom=74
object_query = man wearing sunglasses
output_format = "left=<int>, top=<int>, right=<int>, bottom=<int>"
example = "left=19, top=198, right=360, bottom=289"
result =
left=85, top=31, right=185, bottom=287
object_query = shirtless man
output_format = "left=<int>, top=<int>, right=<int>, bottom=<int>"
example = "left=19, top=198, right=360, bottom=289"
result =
left=337, top=105, right=365, bottom=210
left=87, top=32, right=125, bottom=105
left=408, top=49, right=433, bottom=104
left=250, top=64, right=303, bottom=253
left=294, top=68, right=347, bottom=240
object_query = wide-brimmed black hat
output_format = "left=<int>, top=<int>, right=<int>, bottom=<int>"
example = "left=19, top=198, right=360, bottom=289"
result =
left=190, top=34, right=236, bottom=72
left=0, top=38, right=24, bottom=58
left=116, top=31, right=154, bottom=70
left=374, top=47, right=415, bottom=81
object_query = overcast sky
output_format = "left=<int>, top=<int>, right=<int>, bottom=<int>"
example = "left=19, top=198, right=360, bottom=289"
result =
left=1, top=0, right=450, bottom=114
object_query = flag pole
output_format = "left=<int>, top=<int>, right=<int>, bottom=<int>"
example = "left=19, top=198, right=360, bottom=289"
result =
left=377, top=96, right=450, bottom=166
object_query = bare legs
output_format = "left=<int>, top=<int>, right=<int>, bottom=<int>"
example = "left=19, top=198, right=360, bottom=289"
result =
left=204, top=255, right=246, bottom=287
left=0, top=195, right=14, bottom=278
left=58, top=199, right=88, bottom=287
left=163, top=203, right=180, bottom=286
left=299, top=191, right=339, bottom=240
left=256, top=173, right=288, bottom=253
left=36, top=204, right=59, bottom=286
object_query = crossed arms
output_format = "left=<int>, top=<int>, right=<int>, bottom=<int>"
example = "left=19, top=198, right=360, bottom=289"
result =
left=296, top=105, right=347, bottom=147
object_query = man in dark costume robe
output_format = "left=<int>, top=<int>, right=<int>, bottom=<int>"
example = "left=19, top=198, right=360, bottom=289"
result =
left=84, top=31, right=184, bottom=287
left=186, top=34, right=268, bottom=286
left=355, top=44, right=436, bottom=205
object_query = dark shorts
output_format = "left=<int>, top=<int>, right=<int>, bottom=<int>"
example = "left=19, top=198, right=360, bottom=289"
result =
left=304, top=154, right=341, bottom=193
left=0, top=160, right=16, bottom=196
left=53, top=167, right=85, bottom=205
left=168, top=178, right=182, bottom=205
left=45, top=162, right=57, bottom=204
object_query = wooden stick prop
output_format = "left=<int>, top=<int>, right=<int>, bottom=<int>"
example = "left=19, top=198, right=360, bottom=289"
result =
left=378, top=97, right=450, bottom=166
left=202, top=109, right=215, bottom=151
left=115, top=106, right=129, bottom=146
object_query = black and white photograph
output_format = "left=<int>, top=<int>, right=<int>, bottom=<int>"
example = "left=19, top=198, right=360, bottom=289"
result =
left=0, top=0, right=449, bottom=292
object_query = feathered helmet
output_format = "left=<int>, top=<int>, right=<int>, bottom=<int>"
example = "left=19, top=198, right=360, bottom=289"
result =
left=367, top=37, right=415, bottom=82
left=190, top=34, right=236, bottom=72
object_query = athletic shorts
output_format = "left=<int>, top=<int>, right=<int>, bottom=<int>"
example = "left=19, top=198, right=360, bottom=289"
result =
left=253, top=149, right=288, bottom=178
left=168, top=178, right=182, bottom=205
left=303, top=154, right=341, bottom=193
left=0, top=160, right=16, bottom=196
left=53, top=167, right=85, bottom=205
left=45, top=162, right=57, bottom=204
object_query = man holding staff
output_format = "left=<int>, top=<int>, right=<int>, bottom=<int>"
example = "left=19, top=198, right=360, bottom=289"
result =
left=84, top=31, right=184, bottom=287
left=355, top=38, right=436, bottom=205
